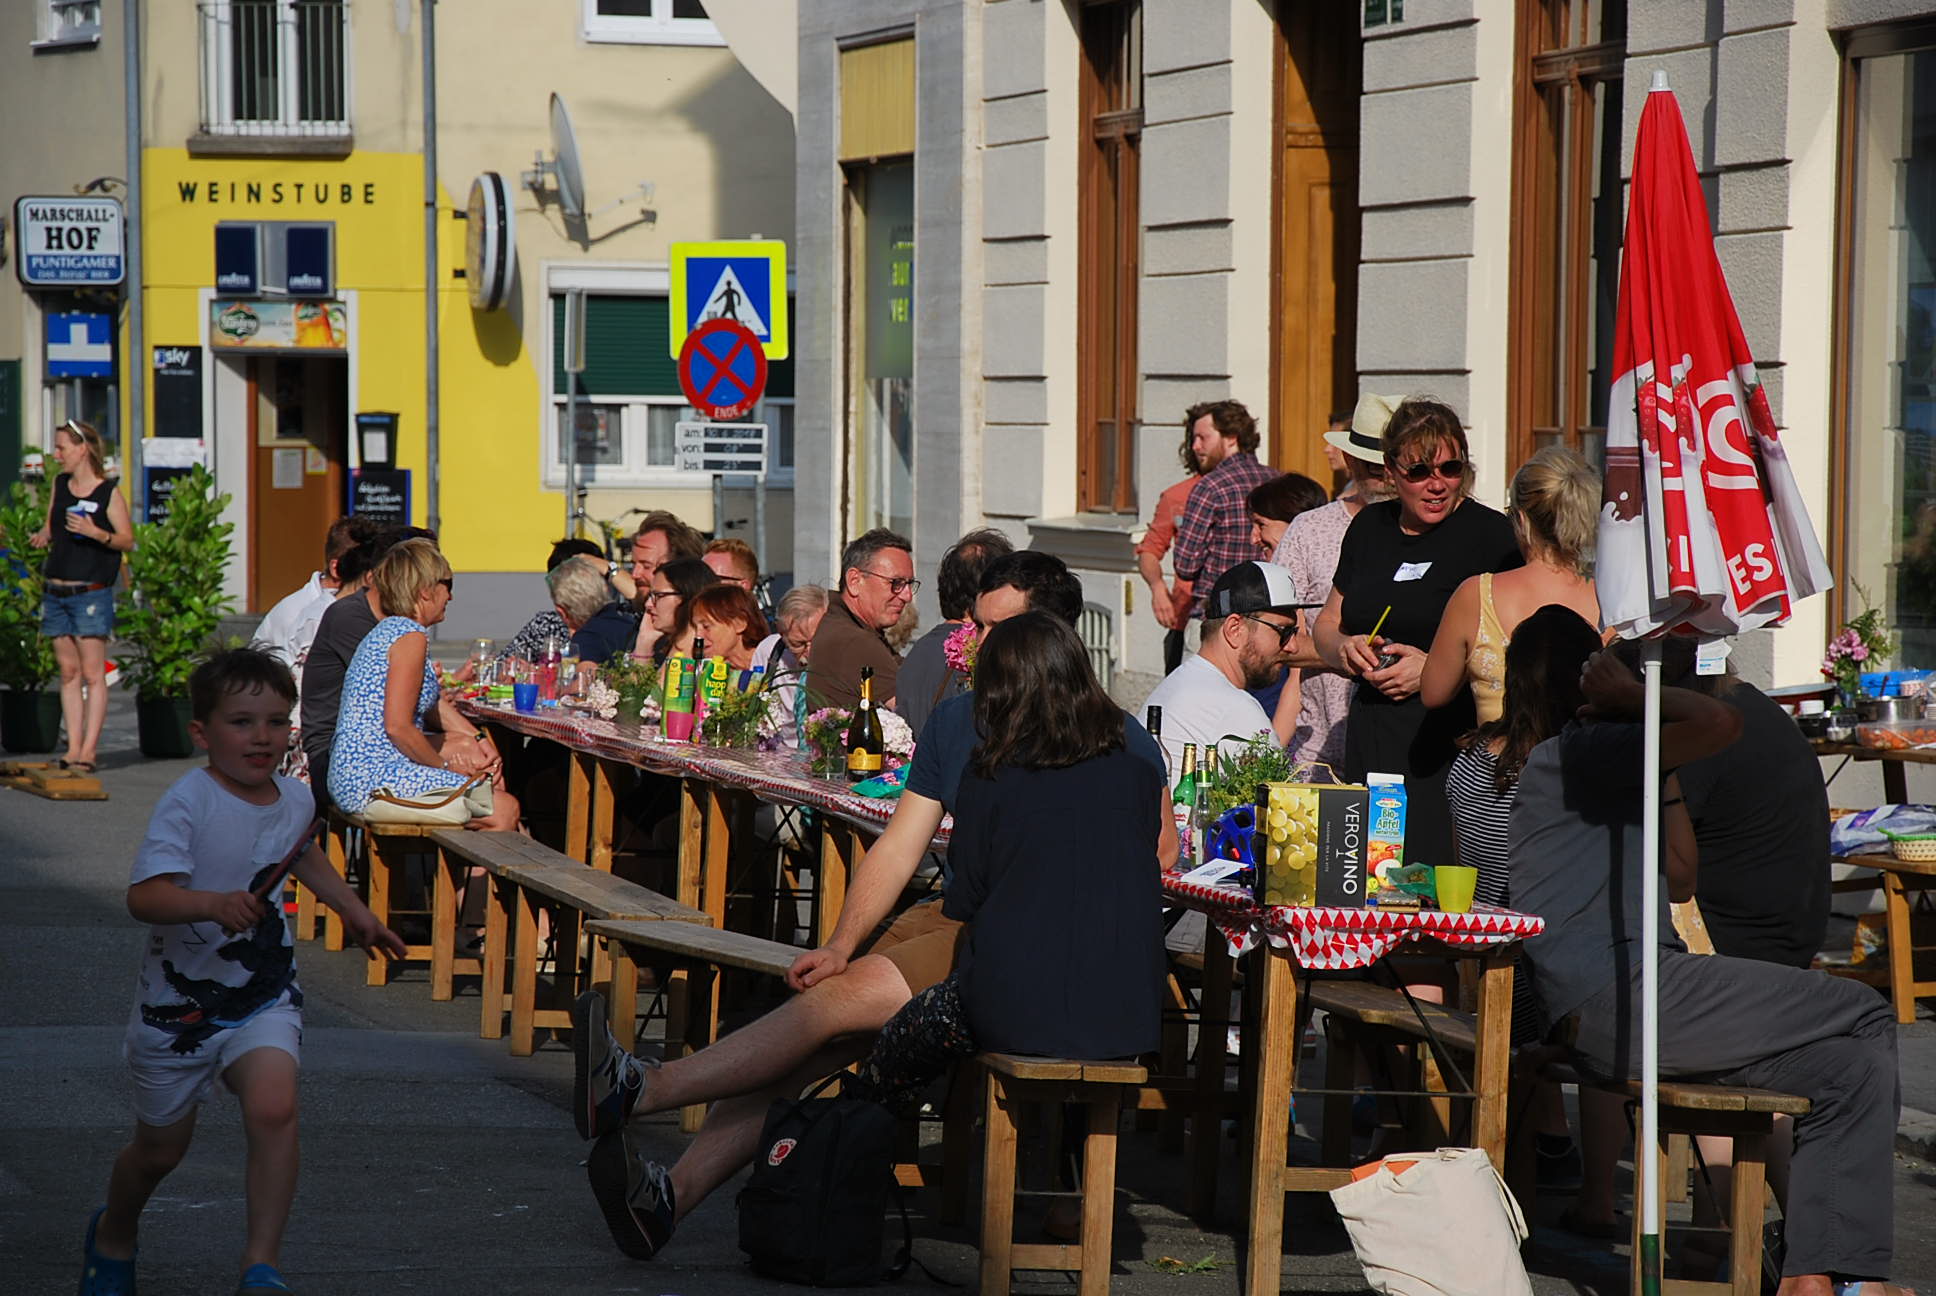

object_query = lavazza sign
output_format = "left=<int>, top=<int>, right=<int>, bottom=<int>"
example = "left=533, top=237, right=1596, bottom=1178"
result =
left=13, top=196, right=126, bottom=287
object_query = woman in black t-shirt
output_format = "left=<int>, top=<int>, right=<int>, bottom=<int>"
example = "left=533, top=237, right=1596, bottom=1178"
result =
left=27, top=419, right=132, bottom=773
left=1312, top=400, right=1521, bottom=867
left=848, top=612, right=1167, bottom=1112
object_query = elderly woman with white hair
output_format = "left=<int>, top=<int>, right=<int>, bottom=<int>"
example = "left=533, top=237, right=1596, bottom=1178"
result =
left=548, top=555, right=640, bottom=665
left=768, top=584, right=828, bottom=740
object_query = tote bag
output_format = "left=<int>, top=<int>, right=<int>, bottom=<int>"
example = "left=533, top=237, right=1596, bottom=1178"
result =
left=1328, top=1147, right=1533, bottom=1296
left=361, top=773, right=492, bottom=826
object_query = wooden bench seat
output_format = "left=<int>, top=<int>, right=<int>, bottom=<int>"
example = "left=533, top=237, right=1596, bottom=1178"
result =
left=432, top=830, right=709, bottom=1057
left=1827, top=851, right=1936, bottom=1022
left=586, top=918, right=797, bottom=1132
left=1304, top=978, right=1480, bottom=1164
left=305, top=810, right=443, bottom=987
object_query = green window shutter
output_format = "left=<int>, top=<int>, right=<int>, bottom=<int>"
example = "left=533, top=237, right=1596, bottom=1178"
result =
left=551, top=294, right=793, bottom=399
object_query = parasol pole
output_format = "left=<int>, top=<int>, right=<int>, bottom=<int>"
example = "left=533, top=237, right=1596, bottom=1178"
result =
left=1639, top=635, right=1663, bottom=1294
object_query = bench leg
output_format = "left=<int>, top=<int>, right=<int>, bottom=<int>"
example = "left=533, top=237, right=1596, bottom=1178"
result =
left=607, top=941, right=639, bottom=1052
left=510, top=887, right=541, bottom=1055
left=980, top=1068, right=1018, bottom=1296
left=679, top=965, right=718, bottom=1134
left=1151, top=973, right=1188, bottom=1147
left=1729, top=1133, right=1767, bottom=1296
left=1079, top=1088, right=1122, bottom=1296
left=324, top=825, right=350, bottom=952
left=431, top=848, right=458, bottom=1001
left=480, top=876, right=509, bottom=1039
left=1884, top=871, right=1918, bottom=1024
left=365, top=838, right=396, bottom=987
left=1321, top=1019, right=1355, bottom=1168
left=1187, top=936, right=1231, bottom=1221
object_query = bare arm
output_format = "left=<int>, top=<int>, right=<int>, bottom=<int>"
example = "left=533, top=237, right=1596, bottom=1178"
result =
left=1137, top=551, right=1179, bottom=630
left=1157, top=788, right=1179, bottom=870
left=1271, top=666, right=1304, bottom=747
left=1419, top=576, right=1479, bottom=709
left=1314, top=586, right=1382, bottom=677
left=382, top=631, right=449, bottom=771
left=1663, top=773, right=1698, bottom=903
left=1577, top=650, right=1744, bottom=767
left=786, top=790, right=946, bottom=990
left=28, top=482, right=55, bottom=547
left=99, top=488, right=135, bottom=552
left=128, top=874, right=263, bottom=935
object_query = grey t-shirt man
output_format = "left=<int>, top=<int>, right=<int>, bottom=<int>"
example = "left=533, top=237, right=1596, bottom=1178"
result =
left=894, top=620, right=966, bottom=736
left=1507, top=720, right=1684, bottom=1027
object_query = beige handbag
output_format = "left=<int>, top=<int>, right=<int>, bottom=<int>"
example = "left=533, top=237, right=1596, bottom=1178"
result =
left=361, top=773, right=493, bottom=826
left=1328, top=1147, right=1533, bottom=1296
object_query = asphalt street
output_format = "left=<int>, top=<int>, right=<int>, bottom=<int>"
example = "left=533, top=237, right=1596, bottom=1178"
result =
left=2, top=689, right=1932, bottom=1294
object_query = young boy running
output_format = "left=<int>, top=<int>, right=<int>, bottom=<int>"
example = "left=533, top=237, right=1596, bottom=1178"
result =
left=79, top=648, right=406, bottom=1296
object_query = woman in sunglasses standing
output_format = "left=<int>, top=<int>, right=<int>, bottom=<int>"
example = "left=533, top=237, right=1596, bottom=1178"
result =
left=28, top=419, right=132, bottom=773
left=1313, top=399, right=1522, bottom=869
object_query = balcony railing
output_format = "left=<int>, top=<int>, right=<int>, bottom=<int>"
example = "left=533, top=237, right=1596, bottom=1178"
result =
left=199, top=0, right=350, bottom=138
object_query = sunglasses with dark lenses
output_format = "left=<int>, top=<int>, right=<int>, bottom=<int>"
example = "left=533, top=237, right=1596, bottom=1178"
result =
left=1397, top=459, right=1466, bottom=483
left=1243, top=614, right=1298, bottom=649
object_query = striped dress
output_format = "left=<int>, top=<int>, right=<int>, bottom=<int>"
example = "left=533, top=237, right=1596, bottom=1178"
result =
left=1444, top=741, right=1544, bottom=1044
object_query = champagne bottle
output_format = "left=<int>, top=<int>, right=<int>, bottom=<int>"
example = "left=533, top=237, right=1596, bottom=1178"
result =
left=845, top=666, right=885, bottom=782
left=1172, top=743, right=1199, bottom=868
left=1145, top=705, right=1166, bottom=781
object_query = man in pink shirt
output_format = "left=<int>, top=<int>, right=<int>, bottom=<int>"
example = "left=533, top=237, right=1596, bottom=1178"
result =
left=1135, top=432, right=1203, bottom=674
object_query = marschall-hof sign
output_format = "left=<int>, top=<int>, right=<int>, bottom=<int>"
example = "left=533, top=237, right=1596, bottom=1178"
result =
left=13, top=196, right=125, bottom=287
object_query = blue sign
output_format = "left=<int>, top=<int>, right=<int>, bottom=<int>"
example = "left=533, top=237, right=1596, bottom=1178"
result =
left=285, top=224, right=333, bottom=295
left=669, top=240, right=789, bottom=360
left=14, top=196, right=124, bottom=287
left=214, top=223, right=260, bottom=294
left=46, top=312, right=115, bottom=379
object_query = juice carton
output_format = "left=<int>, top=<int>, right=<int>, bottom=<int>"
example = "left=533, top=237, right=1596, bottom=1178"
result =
left=1254, top=781, right=1370, bottom=908
left=1365, top=773, right=1408, bottom=888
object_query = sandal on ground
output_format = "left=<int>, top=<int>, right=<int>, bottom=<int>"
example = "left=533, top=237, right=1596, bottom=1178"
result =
left=1556, top=1206, right=1623, bottom=1240
left=79, top=1207, right=136, bottom=1296
left=235, top=1262, right=294, bottom=1294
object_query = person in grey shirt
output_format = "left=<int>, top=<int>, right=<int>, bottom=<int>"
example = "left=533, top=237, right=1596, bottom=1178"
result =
left=1510, top=648, right=1907, bottom=1292
left=893, top=528, right=1011, bottom=734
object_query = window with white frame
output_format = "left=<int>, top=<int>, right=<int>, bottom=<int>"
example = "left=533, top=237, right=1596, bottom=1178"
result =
left=581, top=0, right=724, bottom=46
left=35, top=0, right=102, bottom=48
left=547, top=290, right=794, bottom=487
left=198, top=0, right=350, bottom=137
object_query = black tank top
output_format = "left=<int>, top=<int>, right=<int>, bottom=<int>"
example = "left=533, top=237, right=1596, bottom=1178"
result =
left=46, top=475, right=123, bottom=587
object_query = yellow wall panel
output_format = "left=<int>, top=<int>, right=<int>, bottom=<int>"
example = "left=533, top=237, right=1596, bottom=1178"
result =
left=840, top=39, right=916, bottom=162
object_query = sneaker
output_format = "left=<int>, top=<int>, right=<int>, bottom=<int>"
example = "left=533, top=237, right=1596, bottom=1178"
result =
left=572, top=990, right=654, bottom=1140
left=79, top=1208, right=135, bottom=1296
left=234, top=1263, right=293, bottom=1294
left=588, top=1129, right=677, bottom=1260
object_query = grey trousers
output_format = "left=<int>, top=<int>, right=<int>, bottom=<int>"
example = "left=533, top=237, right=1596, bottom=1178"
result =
left=1571, top=950, right=1899, bottom=1281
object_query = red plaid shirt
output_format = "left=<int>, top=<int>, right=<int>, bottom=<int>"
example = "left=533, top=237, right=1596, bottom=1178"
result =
left=1172, top=451, right=1276, bottom=618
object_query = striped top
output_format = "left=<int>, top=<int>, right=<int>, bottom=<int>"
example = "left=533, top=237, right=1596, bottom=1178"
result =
left=1444, top=742, right=1514, bottom=908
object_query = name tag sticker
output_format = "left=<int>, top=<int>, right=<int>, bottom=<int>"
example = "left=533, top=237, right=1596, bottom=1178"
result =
left=1393, top=561, right=1433, bottom=582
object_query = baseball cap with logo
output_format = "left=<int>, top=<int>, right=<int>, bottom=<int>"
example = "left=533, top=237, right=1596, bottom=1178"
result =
left=1204, top=561, right=1318, bottom=619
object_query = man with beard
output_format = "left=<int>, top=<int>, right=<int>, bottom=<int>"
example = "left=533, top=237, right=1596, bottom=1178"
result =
left=1140, top=561, right=1308, bottom=774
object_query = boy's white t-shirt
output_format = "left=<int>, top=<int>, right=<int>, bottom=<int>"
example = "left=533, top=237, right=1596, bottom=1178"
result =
left=127, top=769, right=313, bottom=1054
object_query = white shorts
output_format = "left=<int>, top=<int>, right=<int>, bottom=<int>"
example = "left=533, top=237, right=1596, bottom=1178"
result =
left=123, top=1001, right=303, bottom=1128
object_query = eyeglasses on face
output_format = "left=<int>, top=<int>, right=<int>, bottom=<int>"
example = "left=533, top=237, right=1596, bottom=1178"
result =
left=642, top=589, right=681, bottom=606
left=1396, top=458, right=1466, bottom=483
left=1243, top=614, right=1297, bottom=648
left=859, top=569, right=921, bottom=597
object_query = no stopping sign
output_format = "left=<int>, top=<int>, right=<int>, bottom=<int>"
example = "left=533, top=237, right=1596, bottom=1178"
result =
left=677, top=319, right=768, bottom=421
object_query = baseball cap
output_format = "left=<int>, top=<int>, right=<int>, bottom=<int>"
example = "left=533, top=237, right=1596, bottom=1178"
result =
left=1204, top=561, right=1317, bottom=619
left=1324, top=392, right=1404, bottom=464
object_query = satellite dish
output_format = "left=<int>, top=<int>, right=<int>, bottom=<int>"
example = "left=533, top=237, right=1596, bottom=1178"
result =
left=549, top=94, right=586, bottom=223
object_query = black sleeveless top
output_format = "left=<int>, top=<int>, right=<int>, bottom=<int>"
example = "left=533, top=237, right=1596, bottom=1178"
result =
left=46, top=475, right=122, bottom=586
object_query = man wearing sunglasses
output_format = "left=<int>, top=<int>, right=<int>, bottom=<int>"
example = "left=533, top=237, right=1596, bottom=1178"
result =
left=808, top=527, right=916, bottom=710
left=1139, top=561, right=1314, bottom=777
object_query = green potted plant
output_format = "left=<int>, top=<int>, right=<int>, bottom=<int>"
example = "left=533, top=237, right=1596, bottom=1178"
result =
left=120, top=465, right=235, bottom=757
left=0, top=476, right=62, bottom=752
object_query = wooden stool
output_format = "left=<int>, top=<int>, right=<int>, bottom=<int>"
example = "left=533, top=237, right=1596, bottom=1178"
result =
left=978, top=1053, right=1147, bottom=1296
left=317, top=809, right=439, bottom=986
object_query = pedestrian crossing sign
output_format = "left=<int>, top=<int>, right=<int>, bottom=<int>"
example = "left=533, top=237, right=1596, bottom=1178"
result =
left=669, top=240, right=789, bottom=360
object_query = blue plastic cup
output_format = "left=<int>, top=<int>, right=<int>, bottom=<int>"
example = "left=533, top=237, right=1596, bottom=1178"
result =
left=512, top=682, right=539, bottom=713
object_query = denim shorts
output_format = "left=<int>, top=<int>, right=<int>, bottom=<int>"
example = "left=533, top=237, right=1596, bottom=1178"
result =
left=41, top=585, right=116, bottom=638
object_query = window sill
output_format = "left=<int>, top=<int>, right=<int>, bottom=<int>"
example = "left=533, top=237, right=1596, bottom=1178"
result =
left=1026, top=514, right=1141, bottom=573
left=188, top=133, right=355, bottom=159
left=31, top=34, right=101, bottom=52
left=582, top=21, right=726, bottom=47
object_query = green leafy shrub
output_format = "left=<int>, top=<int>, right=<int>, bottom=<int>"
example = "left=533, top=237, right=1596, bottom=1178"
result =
left=120, top=465, right=235, bottom=701
left=0, top=478, right=58, bottom=690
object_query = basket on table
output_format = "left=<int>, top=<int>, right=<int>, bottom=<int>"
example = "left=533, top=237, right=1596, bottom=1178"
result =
left=1879, top=829, right=1936, bottom=862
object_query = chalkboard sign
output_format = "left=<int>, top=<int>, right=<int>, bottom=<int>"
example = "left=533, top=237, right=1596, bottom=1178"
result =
left=145, top=466, right=195, bottom=524
left=348, top=468, right=410, bottom=524
left=152, top=346, right=202, bottom=439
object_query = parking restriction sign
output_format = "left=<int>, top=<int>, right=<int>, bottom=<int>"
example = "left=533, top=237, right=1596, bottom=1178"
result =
left=676, top=319, right=768, bottom=421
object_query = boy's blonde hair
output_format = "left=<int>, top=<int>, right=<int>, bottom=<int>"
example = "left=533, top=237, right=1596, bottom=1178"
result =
left=371, top=537, right=452, bottom=618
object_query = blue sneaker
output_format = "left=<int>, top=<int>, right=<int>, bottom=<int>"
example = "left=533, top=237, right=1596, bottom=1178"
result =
left=572, top=991, right=654, bottom=1140
left=78, top=1208, right=135, bottom=1296
left=588, top=1129, right=676, bottom=1260
left=235, top=1262, right=293, bottom=1294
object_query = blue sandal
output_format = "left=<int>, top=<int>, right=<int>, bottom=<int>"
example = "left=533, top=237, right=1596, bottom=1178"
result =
left=236, top=1263, right=293, bottom=1294
left=78, top=1207, right=136, bottom=1296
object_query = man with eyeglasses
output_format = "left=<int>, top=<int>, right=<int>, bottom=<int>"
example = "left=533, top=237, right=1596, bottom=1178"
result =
left=808, top=527, right=916, bottom=710
left=1139, top=561, right=1313, bottom=776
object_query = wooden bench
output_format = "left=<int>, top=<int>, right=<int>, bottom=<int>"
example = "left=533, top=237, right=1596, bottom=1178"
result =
left=978, top=1053, right=1148, bottom=1296
left=1304, top=978, right=1480, bottom=1163
left=1148, top=945, right=1248, bottom=1220
left=439, top=832, right=710, bottom=1056
left=585, top=918, right=799, bottom=1133
left=1830, top=851, right=1936, bottom=1023
left=305, top=809, right=443, bottom=986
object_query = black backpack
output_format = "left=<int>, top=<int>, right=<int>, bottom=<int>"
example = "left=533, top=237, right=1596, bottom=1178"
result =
left=737, top=1073, right=911, bottom=1286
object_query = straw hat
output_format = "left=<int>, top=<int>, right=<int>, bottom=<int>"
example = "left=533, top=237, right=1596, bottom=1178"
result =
left=1324, top=393, right=1405, bottom=464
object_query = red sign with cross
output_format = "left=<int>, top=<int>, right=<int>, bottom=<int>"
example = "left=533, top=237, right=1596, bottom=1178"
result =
left=676, top=318, right=768, bottom=421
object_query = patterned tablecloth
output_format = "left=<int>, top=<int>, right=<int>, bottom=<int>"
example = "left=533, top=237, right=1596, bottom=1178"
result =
left=1162, top=874, right=1544, bottom=970
left=457, top=698, right=952, bottom=845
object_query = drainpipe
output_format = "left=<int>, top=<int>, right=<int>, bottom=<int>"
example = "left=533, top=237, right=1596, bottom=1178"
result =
left=123, top=0, right=145, bottom=517
left=422, top=0, right=440, bottom=542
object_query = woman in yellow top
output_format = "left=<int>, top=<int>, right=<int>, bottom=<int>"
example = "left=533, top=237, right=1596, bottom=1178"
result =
left=1420, top=445, right=1602, bottom=723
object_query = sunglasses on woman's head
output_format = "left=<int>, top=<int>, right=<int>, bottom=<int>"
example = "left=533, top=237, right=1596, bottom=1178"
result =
left=1397, top=459, right=1466, bottom=483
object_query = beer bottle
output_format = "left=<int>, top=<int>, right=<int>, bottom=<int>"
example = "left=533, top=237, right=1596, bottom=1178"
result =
left=1172, top=743, right=1199, bottom=868
left=845, top=666, right=885, bottom=782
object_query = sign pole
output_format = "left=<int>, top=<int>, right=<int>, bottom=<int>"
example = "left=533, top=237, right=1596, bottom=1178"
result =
left=712, top=472, right=724, bottom=544
left=123, top=0, right=145, bottom=517
left=421, top=0, right=441, bottom=551
left=754, top=473, right=766, bottom=576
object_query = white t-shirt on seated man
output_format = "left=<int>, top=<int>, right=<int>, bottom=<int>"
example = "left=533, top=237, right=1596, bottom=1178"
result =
left=1140, top=560, right=1310, bottom=777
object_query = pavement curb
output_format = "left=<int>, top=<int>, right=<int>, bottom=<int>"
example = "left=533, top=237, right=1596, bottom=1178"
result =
left=1899, top=1106, right=1936, bottom=1162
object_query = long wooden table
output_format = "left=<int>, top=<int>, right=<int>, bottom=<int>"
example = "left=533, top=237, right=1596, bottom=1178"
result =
left=1163, top=876, right=1542, bottom=1296
left=1816, top=740, right=1936, bottom=1021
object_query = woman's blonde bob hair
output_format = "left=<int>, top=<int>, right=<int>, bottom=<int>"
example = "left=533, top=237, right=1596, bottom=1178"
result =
left=1509, top=444, right=1600, bottom=578
left=371, top=537, right=453, bottom=618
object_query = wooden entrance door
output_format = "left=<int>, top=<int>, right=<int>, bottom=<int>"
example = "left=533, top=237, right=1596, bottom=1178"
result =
left=248, top=355, right=346, bottom=611
left=1271, top=5, right=1362, bottom=481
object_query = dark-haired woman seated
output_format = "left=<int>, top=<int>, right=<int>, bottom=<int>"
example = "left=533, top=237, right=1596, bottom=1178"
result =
left=846, top=611, right=1170, bottom=1110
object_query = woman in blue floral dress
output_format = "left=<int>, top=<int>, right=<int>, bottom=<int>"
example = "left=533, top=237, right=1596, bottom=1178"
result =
left=328, top=538, right=520, bottom=830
